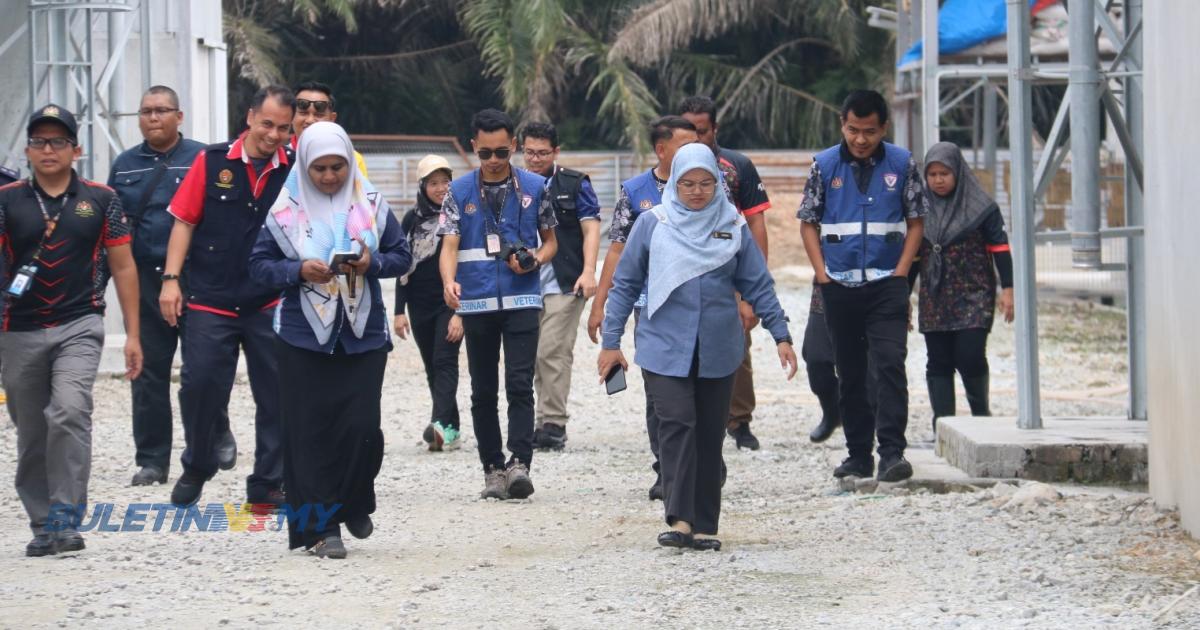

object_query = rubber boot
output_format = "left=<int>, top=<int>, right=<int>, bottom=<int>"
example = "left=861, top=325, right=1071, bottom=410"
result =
left=962, top=373, right=992, bottom=417
left=926, top=375, right=956, bottom=433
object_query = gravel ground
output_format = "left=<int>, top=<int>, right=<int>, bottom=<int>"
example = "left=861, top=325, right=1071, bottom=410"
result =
left=0, top=268, right=1197, bottom=629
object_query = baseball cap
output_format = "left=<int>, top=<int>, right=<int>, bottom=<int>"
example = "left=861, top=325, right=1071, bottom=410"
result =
left=28, top=104, right=79, bottom=141
left=417, top=154, right=452, bottom=180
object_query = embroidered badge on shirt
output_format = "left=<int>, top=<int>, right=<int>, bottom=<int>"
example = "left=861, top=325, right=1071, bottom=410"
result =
left=521, top=194, right=532, bottom=209
left=216, top=169, right=235, bottom=189
left=639, top=199, right=653, bottom=210
left=464, top=202, right=477, bottom=215
left=74, top=200, right=94, bottom=218
left=831, top=176, right=843, bottom=190
left=883, top=173, right=898, bottom=190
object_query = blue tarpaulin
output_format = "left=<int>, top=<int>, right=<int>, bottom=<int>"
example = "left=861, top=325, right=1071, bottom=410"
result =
left=899, top=0, right=1039, bottom=66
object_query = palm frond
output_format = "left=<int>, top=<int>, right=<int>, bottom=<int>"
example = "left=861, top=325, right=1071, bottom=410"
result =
left=224, top=12, right=285, bottom=87
left=567, top=30, right=659, bottom=154
left=608, top=0, right=780, bottom=67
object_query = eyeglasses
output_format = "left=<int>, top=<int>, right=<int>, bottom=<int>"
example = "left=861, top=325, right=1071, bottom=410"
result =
left=138, top=107, right=179, bottom=118
left=295, top=99, right=332, bottom=115
left=477, top=148, right=511, bottom=161
left=28, top=137, right=76, bottom=150
left=523, top=149, right=554, bottom=159
left=677, top=179, right=717, bottom=193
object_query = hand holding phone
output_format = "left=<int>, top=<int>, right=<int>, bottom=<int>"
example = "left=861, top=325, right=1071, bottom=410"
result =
left=605, top=365, right=627, bottom=396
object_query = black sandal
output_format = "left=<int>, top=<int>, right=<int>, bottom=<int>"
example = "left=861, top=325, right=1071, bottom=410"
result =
left=657, top=531, right=694, bottom=548
left=691, top=537, right=722, bottom=551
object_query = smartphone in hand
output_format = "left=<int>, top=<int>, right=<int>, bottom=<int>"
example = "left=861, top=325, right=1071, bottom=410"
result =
left=329, top=251, right=361, bottom=272
left=605, top=365, right=627, bottom=396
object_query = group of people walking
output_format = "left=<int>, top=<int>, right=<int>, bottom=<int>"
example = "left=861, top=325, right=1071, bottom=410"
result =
left=0, top=83, right=1014, bottom=559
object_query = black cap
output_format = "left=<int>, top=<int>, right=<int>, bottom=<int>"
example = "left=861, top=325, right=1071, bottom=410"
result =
left=28, top=103, right=78, bottom=140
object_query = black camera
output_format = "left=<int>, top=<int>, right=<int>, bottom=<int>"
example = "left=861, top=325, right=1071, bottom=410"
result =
left=501, top=240, right=538, bottom=271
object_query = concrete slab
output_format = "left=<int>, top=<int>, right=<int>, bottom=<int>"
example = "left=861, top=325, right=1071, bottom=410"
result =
left=826, top=446, right=1016, bottom=494
left=936, top=416, right=1148, bottom=485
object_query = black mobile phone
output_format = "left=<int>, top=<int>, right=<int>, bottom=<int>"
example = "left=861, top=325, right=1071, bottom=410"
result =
left=605, top=365, right=627, bottom=396
left=329, top=251, right=362, bottom=270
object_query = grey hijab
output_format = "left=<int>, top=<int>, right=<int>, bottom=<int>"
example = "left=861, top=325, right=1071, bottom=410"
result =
left=922, top=142, right=998, bottom=294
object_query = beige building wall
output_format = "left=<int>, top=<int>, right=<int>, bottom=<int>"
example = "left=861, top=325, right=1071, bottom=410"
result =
left=1146, top=2, right=1200, bottom=537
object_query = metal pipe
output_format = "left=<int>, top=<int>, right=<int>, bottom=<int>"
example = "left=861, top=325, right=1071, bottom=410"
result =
left=983, top=81, right=998, bottom=173
left=921, top=0, right=939, bottom=156
left=1033, top=225, right=1144, bottom=242
left=139, top=0, right=150, bottom=87
left=107, top=4, right=124, bottom=169
left=1123, top=0, right=1146, bottom=421
left=1068, top=0, right=1102, bottom=269
left=1006, top=0, right=1042, bottom=430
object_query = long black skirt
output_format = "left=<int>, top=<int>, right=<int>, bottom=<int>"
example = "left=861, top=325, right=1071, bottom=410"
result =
left=277, top=340, right=388, bottom=550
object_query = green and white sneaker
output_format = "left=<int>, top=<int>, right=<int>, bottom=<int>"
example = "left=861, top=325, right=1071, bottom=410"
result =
left=437, top=422, right=462, bottom=451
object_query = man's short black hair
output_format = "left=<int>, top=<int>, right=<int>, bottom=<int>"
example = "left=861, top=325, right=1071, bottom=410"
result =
left=519, top=122, right=558, bottom=148
left=250, top=84, right=296, bottom=114
left=841, top=90, right=889, bottom=125
left=649, top=115, right=697, bottom=146
left=143, top=85, right=180, bottom=110
left=679, top=95, right=718, bottom=126
left=293, top=80, right=336, bottom=110
left=471, top=108, right=515, bottom=138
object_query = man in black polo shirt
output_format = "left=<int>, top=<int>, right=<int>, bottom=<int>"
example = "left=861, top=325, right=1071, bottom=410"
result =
left=0, top=104, right=143, bottom=556
left=110, top=85, right=235, bottom=487
left=160, top=85, right=295, bottom=507
left=679, top=96, right=772, bottom=451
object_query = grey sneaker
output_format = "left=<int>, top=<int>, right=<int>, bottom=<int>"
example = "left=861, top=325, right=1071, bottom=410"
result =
left=313, top=535, right=346, bottom=559
left=481, top=467, right=508, bottom=500
left=55, top=530, right=85, bottom=553
left=505, top=461, right=534, bottom=500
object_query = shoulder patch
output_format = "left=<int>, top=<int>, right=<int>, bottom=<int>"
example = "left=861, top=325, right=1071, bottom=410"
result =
left=81, top=179, right=115, bottom=193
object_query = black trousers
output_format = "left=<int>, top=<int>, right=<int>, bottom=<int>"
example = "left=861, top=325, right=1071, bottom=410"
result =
left=644, top=362, right=735, bottom=536
left=131, top=264, right=229, bottom=471
left=179, top=309, right=282, bottom=493
left=633, top=310, right=664, bottom=478
left=802, top=308, right=880, bottom=419
left=277, top=341, right=386, bottom=550
left=462, top=309, right=539, bottom=472
left=924, top=328, right=989, bottom=379
left=409, top=303, right=462, bottom=430
left=820, top=277, right=910, bottom=460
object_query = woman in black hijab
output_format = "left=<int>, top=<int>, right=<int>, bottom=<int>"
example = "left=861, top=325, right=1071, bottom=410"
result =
left=394, top=155, right=465, bottom=451
left=916, top=142, right=1014, bottom=429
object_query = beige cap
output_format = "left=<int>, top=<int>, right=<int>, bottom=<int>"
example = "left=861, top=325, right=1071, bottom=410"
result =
left=417, top=154, right=453, bottom=180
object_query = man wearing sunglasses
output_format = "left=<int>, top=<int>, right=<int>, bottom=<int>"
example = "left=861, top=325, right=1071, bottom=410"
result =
left=109, top=85, right=236, bottom=488
left=290, top=81, right=369, bottom=178
left=438, top=108, right=558, bottom=501
left=0, top=104, right=143, bottom=556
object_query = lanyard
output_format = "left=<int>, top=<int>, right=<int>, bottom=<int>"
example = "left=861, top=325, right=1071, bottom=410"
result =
left=30, top=183, right=70, bottom=259
left=478, top=171, right=521, bottom=227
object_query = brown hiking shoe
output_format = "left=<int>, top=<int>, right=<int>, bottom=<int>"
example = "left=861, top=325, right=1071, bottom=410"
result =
left=505, top=461, right=534, bottom=499
left=481, top=467, right=508, bottom=500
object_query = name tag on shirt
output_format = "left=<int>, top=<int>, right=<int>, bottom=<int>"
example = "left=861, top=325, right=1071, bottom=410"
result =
left=486, top=233, right=502, bottom=255
left=712, top=231, right=733, bottom=240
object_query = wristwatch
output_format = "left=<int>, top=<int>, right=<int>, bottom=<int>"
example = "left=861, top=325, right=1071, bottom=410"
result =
left=161, top=273, right=180, bottom=281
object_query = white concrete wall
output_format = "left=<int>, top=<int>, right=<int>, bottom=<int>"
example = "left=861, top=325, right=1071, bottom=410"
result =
left=1145, top=3, right=1200, bottom=537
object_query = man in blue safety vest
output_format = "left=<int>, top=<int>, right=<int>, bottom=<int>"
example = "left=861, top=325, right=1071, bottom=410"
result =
left=797, top=90, right=927, bottom=483
left=438, top=108, right=558, bottom=501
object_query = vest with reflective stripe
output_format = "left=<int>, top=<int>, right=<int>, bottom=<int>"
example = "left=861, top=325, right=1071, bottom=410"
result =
left=814, top=142, right=911, bottom=284
left=452, top=167, right=546, bottom=314
left=620, top=169, right=664, bottom=308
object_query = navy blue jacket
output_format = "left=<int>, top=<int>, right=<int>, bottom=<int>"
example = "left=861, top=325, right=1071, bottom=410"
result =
left=108, top=135, right=204, bottom=265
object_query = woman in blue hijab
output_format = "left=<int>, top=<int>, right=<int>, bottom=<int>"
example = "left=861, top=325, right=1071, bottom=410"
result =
left=598, top=143, right=797, bottom=551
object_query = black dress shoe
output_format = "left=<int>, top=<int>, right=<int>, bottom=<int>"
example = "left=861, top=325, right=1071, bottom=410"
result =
left=809, top=415, right=842, bottom=443
left=657, top=531, right=694, bottom=548
left=877, top=455, right=914, bottom=482
left=247, top=487, right=286, bottom=508
left=535, top=423, right=567, bottom=450
left=26, top=534, right=56, bottom=557
left=131, top=465, right=167, bottom=486
left=55, top=530, right=85, bottom=553
left=346, top=514, right=373, bottom=540
left=171, top=472, right=207, bottom=506
left=216, top=431, right=238, bottom=471
left=691, top=537, right=722, bottom=551
left=727, top=423, right=760, bottom=451
left=833, top=456, right=874, bottom=479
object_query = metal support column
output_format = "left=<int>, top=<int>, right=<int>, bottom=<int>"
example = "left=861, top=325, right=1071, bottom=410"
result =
left=1006, top=0, right=1043, bottom=429
left=921, top=0, right=940, bottom=156
left=982, top=81, right=998, bottom=173
left=139, top=0, right=151, bottom=87
left=1068, top=0, right=1102, bottom=269
left=1123, top=0, right=1146, bottom=420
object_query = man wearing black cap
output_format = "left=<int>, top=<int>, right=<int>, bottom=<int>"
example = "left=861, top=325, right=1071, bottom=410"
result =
left=0, top=104, right=143, bottom=556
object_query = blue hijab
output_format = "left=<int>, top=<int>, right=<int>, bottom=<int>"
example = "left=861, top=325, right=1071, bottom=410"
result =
left=645, top=143, right=742, bottom=319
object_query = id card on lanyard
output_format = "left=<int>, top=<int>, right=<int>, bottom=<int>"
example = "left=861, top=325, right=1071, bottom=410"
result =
left=7, top=184, right=69, bottom=298
left=480, top=173, right=522, bottom=255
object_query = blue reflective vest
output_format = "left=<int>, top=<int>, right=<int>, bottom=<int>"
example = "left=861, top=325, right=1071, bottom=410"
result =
left=451, top=167, right=546, bottom=314
left=620, top=169, right=664, bottom=308
left=814, top=142, right=912, bottom=284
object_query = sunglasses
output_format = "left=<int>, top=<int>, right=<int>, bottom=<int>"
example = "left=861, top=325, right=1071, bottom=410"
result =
left=28, top=137, right=76, bottom=150
left=295, top=99, right=332, bottom=115
left=476, top=148, right=511, bottom=161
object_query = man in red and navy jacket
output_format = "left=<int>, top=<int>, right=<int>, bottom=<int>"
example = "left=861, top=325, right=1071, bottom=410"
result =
left=159, top=85, right=295, bottom=508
